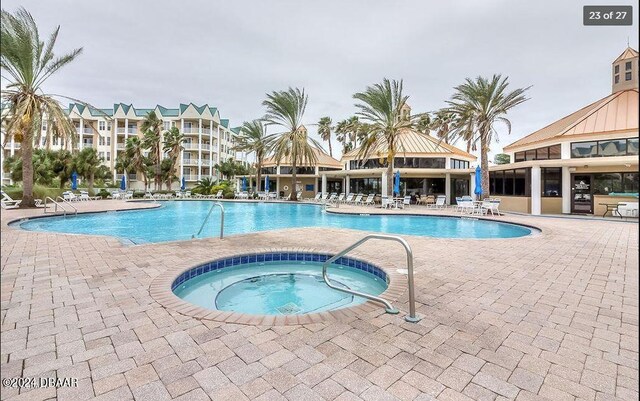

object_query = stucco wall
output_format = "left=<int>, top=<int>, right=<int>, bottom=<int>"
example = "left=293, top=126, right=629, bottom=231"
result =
left=277, top=177, right=317, bottom=198
left=496, top=196, right=531, bottom=214
left=541, top=197, right=562, bottom=214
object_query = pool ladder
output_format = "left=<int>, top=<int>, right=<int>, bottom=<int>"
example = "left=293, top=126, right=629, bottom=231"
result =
left=192, top=202, right=224, bottom=239
left=43, top=196, right=77, bottom=217
left=322, top=234, right=421, bottom=323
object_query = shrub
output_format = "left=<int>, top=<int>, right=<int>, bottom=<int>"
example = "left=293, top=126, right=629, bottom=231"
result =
left=2, top=184, right=66, bottom=201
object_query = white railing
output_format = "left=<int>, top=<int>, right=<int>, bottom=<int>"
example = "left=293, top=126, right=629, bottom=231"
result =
left=183, top=143, right=199, bottom=150
left=116, top=128, right=126, bottom=133
left=116, top=143, right=125, bottom=150
left=182, top=174, right=198, bottom=181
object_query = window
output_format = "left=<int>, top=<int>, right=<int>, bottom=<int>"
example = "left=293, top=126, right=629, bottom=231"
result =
left=515, top=144, right=561, bottom=161
left=99, top=136, right=105, bottom=146
left=42, top=121, right=47, bottom=131
left=318, top=167, right=342, bottom=171
left=525, top=149, right=536, bottom=161
left=514, top=152, right=525, bottom=162
left=261, top=167, right=277, bottom=174
left=572, top=138, right=637, bottom=158
left=489, top=169, right=530, bottom=196
left=571, top=141, right=598, bottom=158
left=450, top=159, right=470, bottom=169
left=106, top=152, right=111, bottom=161
left=542, top=168, right=561, bottom=197
left=615, top=65, right=620, bottom=73
left=98, top=152, right=104, bottom=159
left=548, top=144, right=561, bottom=159
left=349, top=178, right=382, bottom=194
left=593, top=173, right=639, bottom=195
left=536, top=147, right=548, bottom=160
left=99, top=121, right=105, bottom=131
left=625, top=61, right=632, bottom=71
left=626, top=72, right=632, bottom=81
left=615, top=75, right=620, bottom=84
left=107, top=122, right=112, bottom=131
left=598, top=139, right=626, bottom=157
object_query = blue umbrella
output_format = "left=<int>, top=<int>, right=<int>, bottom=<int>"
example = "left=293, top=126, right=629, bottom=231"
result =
left=181, top=177, right=186, bottom=191
left=264, top=175, right=270, bottom=192
left=242, top=176, right=247, bottom=191
left=474, top=165, right=483, bottom=198
left=71, top=171, right=78, bottom=190
left=393, top=170, right=401, bottom=196
left=120, top=173, right=127, bottom=190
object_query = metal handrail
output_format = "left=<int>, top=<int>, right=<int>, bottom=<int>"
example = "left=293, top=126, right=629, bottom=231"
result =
left=56, top=196, right=78, bottom=215
left=44, top=196, right=67, bottom=217
left=192, top=202, right=224, bottom=239
left=322, top=234, right=421, bottom=323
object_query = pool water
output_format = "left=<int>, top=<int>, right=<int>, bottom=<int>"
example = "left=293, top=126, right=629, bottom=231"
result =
left=18, top=201, right=532, bottom=243
left=173, top=261, right=387, bottom=315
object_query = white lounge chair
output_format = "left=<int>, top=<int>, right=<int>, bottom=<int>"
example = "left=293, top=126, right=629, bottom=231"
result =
left=309, top=192, right=322, bottom=202
left=212, top=190, right=223, bottom=199
left=1, top=191, right=21, bottom=209
left=124, top=190, right=134, bottom=200
left=327, top=193, right=337, bottom=203
left=363, top=194, right=375, bottom=206
left=429, top=195, right=446, bottom=209
left=401, top=196, right=411, bottom=209
left=617, top=202, right=638, bottom=217
left=343, top=193, right=354, bottom=204
left=62, top=191, right=79, bottom=202
left=352, top=194, right=364, bottom=205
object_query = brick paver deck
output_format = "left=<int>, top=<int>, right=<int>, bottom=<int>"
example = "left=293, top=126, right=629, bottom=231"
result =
left=1, top=200, right=638, bottom=401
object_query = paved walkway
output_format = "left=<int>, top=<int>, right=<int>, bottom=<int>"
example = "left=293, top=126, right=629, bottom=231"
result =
left=1, top=200, right=638, bottom=401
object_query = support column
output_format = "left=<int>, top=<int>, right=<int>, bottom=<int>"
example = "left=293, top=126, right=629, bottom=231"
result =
left=470, top=172, right=476, bottom=200
left=112, top=118, right=117, bottom=180
left=321, top=174, right=327, bottom=196
left=345, top=175, right=350, bottom=194
left=79, top=117, right=84, bottom=149
left=445, top=173, right=451, bottom=205
left=562, top=166, right=571, bottom=214
left=197, top=118, right=202, bottom=181
left=381, top=171, right=388, bottom=198
left=209, top=121, right=213, bottom=177
left=531, top=166, right=542, bottom=215
left=216, top=125, right=221, bottom=181
left=179, top=119, right=184, bottom=182
left=275, top=177, right=280, bottom=195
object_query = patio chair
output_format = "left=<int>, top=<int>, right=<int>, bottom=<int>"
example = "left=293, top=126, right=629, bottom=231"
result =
left=424, top=195, right=436, bottom=206
left=380, top=195, right=392, bottom=209
left=327, top=193, right=337, bottom=203
left=1, top=191, right=21, bottom=209
left=62, top=191, right=79, bottom=202
left=618, top=202, right=639, bottom=217
left=308, top=192, right=322, bottom=202
left=363, top=194, right=375, bottom=206
left=124, top=190, right=134, bottom=200
left=353, top=194, right=364, bottom=205
left=453, top=197, right=462, bottom=211
left=401, top=195, right=411, bottom=208
left=213, top=190, right=223, bottom=199
left=343, top=193, right=354, bottom=204
left=143, top=191, right=155, bottom=199
left=487, top=198, right=502, bottom=216
left=184, top=191, right=192, bottom=198
left=336, top=193, right=345, bottom=203
left=34, top=199, right=45, bottom=208
left=428, top=195, right=446, bottom=209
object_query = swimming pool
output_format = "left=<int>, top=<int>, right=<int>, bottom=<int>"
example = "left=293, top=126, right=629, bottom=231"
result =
left=17, top=200, right=533, bottom=243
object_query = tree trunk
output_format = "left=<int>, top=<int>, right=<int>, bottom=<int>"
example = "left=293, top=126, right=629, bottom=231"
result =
left=21, top=130, right=35, bottom=207
left=328, top=138, right=333, bottom=157
left=89, top=172, right=94, bottom=194
left=480, top=133, right=490, bottom=199
left=256, top=161, right=262, bottom=195
left=291, top=162, right=297, bottom=201
left=386, top=157, right=394, bottom=198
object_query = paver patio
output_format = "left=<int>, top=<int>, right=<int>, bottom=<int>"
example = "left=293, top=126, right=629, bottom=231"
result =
left=1, top=200, right=638, bottom=401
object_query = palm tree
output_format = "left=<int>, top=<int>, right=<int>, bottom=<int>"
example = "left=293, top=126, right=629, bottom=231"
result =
left=430, top=110, right=458, bottom=145
left=141, top=111, right=162, bottom=190
left=114, top=153, right=132, bottom=189
left=74, top=147, right=103, bottom=193
left=353, top=78, right=415, bottom=197
left=317, top=117, right=333, bottom=157
left=162, top=126, right=184, bottom=191
left=334, top=116, right=360, bottom=153
left=446, top=74, right=530, bottom=197
left=1, top=7, right=82, bottom=206
left=262, top=87, right=319, bottom=201
left=194, top=176, right=216, bottom=195
left=234, top=120, right=267, bottom=192
left=125, top=136, right=148, bottom=190
left=334, top=119, right=350, bottom=153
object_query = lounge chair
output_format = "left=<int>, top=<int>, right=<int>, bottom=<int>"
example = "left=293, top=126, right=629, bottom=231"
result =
left=34, top=199, right=45, bottom=208
left=143, top=191, right=155, bottom=199
left=327, top=193, right=337, bottom=203
left=363, top=194, right=375, bottom=206
left=124, top=190, right=134, bottom=200
left=309, top=192, right=322, bottom=202
left=62, top=191, right=79, bottom=202
left=380, top=195, right=391, bottom=209
left=428, top=195, right=446, bottom=209
left=1, top=191, right=21, bottom=209
left=213, top=190, right=223, bottom=199
left=401, top=196, right=411, bottom=209
left=80, top=191, right=100, bottom=201
left=343, top=193, right=354, bottom=204
left=618, top=202, right=639, bottom=217
left=184, top=191, right=192, bottom=198
left=352, top=194, right=364, bottom=205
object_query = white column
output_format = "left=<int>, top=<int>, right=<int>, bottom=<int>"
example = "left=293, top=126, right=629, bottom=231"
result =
left=216, top=125, right=221, bottom=180
left=197, top=118, right=202, bottom=181
left=209, top=121, right=213, bottom=177
left=321, top=174, right=327, bottom=196
left=562, top=166, right=571, bottom=214
left=531, top=166, right=542, bottom=215
left=445, top=173, right=451, bottom=205
left=345, top=175, right=350, bottom=194
left=180, top=119, right=184, bottom=182
left=10, top=136, right=15, bottom=156
left=79, top=117, right=84, bottom=149
left=112, top=118, right=118, bottom=180
left=470, top=172, right=476, bottom=200
left=275, top=177, right=280, bottom=194
left=560, top=142, right=571, bottom=159
left=381, top=171, right=388, bottom=197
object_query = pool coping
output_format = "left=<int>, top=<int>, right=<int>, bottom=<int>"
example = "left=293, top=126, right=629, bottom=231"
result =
left=149, top=247, right=407, bottom=326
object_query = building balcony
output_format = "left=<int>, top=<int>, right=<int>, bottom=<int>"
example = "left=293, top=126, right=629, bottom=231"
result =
left=182, top=158, right=213, bottom=166
left=81, top=142, right=94, bottom=149
left=116, top=128, right=137, bottom=134
left=116, top=143, right=125, bottom=150
left=115, top=173, right=137, bottom=181
left=183, top=174, right=198, bottom=181
left=183, top=143, right=199, bottom=150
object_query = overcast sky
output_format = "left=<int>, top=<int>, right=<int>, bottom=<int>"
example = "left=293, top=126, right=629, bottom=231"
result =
left=3, top=0, right=638, bottom=161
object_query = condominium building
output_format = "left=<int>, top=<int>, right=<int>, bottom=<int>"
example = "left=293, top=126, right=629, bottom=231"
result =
left=1, top=102, right=240, bottom=188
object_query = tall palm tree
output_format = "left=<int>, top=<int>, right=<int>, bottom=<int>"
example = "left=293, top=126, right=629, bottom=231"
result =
left=162, top=126, right=184, bottom=191
left=125, top=136, right=148, bottom=190
left=141, top=111, right=162, bottom=190
left=234, top=120, right=267, bottom=192
left=430, top=110, right=458, bottom=145
left=317, top=117, right=333, bottom=157
left=262, top=87, right=319, bottom=201
left=74, top=147, right=103, bottom=193
left=446, top=74, right=530, bottom=197
left=1, top=7, right=82, bottom=206
left=353, top=78, right=415, bottom=197
left=334, top=119, right=350, bottom=153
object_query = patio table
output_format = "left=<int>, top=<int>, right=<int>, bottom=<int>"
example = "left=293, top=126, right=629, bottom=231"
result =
left=599, top=203, right=621, bottom=218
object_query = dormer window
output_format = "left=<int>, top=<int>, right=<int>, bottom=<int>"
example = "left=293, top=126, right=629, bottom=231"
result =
left=615, top=65, right=620, bottom=73
left=625, top=61, right=632, bottom=70
left=615, top=75, right=620, bottom=83
left=625, top=72, right=632, bottom=81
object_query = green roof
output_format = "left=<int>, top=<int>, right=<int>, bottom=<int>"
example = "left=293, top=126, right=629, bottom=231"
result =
left=64, top=103, right=232, bottom=125
left=220, top=119, right=229, bottom=128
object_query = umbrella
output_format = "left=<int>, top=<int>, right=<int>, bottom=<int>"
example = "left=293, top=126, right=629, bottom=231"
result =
left=474, top=165, right=483, bottom=198
left=393, top=170, right=401, bottom=196
left=120, top=173, right=127, bottom=191
left=264, top=175, right=270, bottom=192
left=71, top=171, right=78, bottom=190
left=242, top=176, right=247, bottom=191
left=181, top=177, right=186, bottom=191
